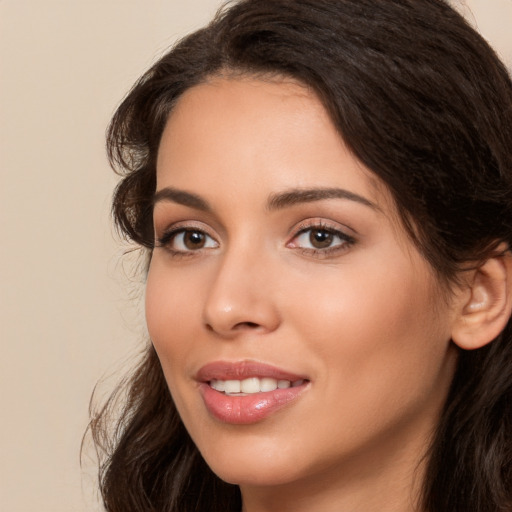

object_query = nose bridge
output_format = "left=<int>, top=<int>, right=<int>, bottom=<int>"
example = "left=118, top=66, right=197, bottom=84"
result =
left=203, top=237, right=280, bottom=336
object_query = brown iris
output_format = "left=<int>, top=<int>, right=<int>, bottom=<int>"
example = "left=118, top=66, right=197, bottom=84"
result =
left=309, top=229, right=334, bottom=249
left=183, top=230, right=207, bottom=250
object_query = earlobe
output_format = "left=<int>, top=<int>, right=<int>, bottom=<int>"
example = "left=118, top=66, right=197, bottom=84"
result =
left=451, top=248, right=512, bottom=350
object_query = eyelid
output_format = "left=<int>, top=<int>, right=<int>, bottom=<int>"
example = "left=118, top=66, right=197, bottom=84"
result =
left=289, top=218, right=356, bottom=239
left=286, top=219, right=357, bottom=254
left=155, top=221, right=219, bottom=253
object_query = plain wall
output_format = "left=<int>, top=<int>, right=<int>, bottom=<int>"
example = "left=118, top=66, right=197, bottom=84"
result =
left=1, top=1, right=510, bottom=511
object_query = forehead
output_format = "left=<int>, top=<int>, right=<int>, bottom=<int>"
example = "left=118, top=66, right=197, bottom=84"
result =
left=156, top=76, right=391, bottom=212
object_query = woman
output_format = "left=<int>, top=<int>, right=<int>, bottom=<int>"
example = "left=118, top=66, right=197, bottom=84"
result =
left=91, top=0, right=512, bottom=510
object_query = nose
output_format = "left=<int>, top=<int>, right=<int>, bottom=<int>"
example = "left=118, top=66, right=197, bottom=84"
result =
left=202, top=248, right=281, bottom=338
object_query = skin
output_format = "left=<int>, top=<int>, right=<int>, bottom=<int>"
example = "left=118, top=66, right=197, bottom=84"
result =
left=146, top=77, right=463, bottom=512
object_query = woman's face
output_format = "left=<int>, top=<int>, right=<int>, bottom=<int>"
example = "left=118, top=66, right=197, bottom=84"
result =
left=147, top=77, right=460, bottom=498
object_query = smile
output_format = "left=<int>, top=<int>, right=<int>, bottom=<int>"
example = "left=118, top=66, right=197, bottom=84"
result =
left=210, top=377, right=306, bottom=395
left=197, top=361, right=310, bottom=424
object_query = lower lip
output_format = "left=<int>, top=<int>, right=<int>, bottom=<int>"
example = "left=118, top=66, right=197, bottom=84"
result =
left=199, top=382, right=308, bottom=424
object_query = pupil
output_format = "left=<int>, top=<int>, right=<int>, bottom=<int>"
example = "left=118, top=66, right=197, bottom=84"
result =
left=310, top=229, right=333, bottom=248
left=185, top=231, right=205, bottom=249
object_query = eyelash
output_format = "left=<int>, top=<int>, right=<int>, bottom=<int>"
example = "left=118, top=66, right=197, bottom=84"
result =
left=156, top=226, right=219, bottom=258
left=288, top=222, right=356, bottom=258
left=155, top=222, right=356, bottom=259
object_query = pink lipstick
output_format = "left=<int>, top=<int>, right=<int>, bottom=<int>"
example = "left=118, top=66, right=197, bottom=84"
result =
left=197, top=361, right=309, bottom=424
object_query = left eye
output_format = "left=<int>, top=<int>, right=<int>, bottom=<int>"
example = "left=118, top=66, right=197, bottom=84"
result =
left=164, top=229, right=218, bottom=252
left=291, top=227, right=352, bottom=250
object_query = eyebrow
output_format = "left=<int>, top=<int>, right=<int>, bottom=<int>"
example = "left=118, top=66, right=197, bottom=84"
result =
left=152, top=186, right=378, bottom=212
left=153, top=187, right=212, bottom=211
left=266, top=187, right=378, bottom=211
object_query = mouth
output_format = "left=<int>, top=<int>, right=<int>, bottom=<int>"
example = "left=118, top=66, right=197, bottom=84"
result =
left=196, top=361, right=310, bottom=424
left=209, top=377, right=306, bottom=395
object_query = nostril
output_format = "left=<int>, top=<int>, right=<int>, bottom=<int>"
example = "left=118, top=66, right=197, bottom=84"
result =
left=205, top=321, right=259, bottom=332
left=234, top=321, right=260, bottom=330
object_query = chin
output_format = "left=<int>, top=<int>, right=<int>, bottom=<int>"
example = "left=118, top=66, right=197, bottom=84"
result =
left=209, top=461, right=300, bottom=488
left=196, top=435, right=307, bottom=487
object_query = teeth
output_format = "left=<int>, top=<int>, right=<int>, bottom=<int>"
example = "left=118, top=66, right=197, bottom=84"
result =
left=209, top=377, right=304, bottom=395
left=260, top=378, right=278, bottom=392
left=210, top=380, right=225, bottom=392
left=241, top=377, right=260, bottom=393
left=224, top=380, right=241, bottom=394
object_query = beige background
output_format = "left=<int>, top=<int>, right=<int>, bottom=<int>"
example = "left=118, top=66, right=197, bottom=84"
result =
left=1, top=1, right=511, bottom=511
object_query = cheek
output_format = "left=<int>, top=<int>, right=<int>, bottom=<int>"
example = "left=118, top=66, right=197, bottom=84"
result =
left=145, top=262, right=206, bottom=422
left=145, top=262, right=200, bottom=369
left=274, top=265, right=454, bottom=467
left=285, top=258, right=451, bottom=400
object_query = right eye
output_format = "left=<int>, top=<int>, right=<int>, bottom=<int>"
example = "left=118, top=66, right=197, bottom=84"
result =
left=157, top=228, right=218, bottom=254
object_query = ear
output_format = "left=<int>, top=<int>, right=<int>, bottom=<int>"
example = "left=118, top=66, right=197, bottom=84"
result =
left=451, top=247, right=512, bottom=350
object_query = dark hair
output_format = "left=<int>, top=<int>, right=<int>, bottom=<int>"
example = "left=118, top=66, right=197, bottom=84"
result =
left=91, top=1, right=512, bottom=510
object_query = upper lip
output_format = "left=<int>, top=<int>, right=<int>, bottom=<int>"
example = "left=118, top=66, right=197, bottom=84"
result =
left=196, top=360, right=308, bottom=382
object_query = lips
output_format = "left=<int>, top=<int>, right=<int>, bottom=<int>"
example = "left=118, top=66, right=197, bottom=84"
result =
left=196, top=361, right=310, bottom=424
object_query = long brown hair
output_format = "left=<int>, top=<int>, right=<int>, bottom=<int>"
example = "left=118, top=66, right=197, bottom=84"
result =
left=90, top=1, right=512, bottom=510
